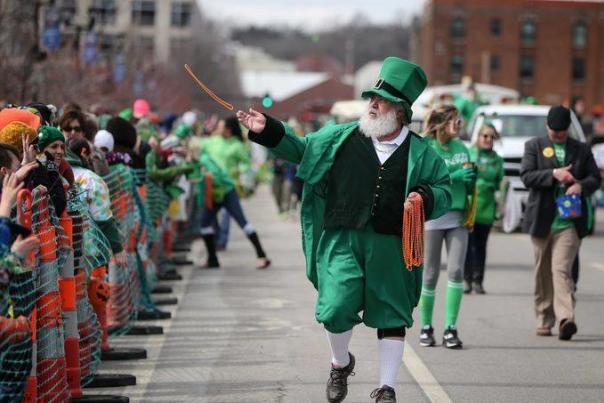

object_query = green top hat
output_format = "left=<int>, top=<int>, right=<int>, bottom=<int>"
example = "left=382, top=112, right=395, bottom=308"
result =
left=361, top=57, right=428, bottom=122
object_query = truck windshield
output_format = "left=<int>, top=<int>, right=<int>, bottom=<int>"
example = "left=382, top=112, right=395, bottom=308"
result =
left=476, top=114, right=579, bottom=139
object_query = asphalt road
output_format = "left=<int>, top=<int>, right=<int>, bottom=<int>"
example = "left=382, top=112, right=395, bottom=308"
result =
left=90, top=186, right=604, bottom=403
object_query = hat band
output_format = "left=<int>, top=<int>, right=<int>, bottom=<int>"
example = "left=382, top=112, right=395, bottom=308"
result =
left=374, top=79, right=412, bottom=106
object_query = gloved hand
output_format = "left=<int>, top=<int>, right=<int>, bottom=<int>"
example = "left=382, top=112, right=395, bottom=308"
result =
left=450, top=167, right=476, bottom=185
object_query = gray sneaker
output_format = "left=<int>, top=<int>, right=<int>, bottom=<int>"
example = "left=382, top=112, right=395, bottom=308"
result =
left=370, top=385, right=396, bottom=402
left=326, top=353, right=355, bottom=403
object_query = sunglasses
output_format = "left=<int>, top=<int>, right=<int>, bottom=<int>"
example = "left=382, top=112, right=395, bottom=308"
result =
left=62, top=125, right=82, bottom=133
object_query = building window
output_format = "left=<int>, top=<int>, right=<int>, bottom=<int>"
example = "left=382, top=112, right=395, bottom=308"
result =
left=573, top=22, right=587, bottom=49
left=91, top=0, right=117, bottom=25
left=520, top=20, right=537, bottom=46
left=450, top=55, right=464, bottom=81
left=99, top=33, right=124, bottom=52
left=171, top=2, right=192, bottom=27
left=132, top=0, right=155, bottom=26
left=572, top=58, right=586, bottom=81
left=519, top=56, right=534, bottom=80
left=171, top=37, right=191, bottom=56
left=134, top=35, right=155, bottom=53
left=99, top=34, right=114, bottom=52
left=61, top=0, right=77, bottom=23
left=490, top=55, right=500, bottom=71
left=490, top=18, right=501, bottom=37
left=451, top=17, right=466, bottom=39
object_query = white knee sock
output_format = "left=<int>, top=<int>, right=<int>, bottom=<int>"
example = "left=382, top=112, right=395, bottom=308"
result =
left=379, top=339, right=405, bottom=388
left=325, top=329, right=353, bottom=367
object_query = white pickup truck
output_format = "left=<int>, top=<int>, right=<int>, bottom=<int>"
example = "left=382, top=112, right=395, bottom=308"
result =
left=466, top=105, right=587, bottom=233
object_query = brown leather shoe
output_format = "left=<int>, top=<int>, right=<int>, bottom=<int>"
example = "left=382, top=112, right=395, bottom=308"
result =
left=559, top=319, right=577, bottom=341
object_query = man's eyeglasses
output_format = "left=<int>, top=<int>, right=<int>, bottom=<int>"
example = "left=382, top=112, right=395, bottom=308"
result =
left=62, top=125, right=82, bottom=133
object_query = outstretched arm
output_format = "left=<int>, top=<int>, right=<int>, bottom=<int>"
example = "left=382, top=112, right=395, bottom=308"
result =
left=237, top=109, right=307, bottom=164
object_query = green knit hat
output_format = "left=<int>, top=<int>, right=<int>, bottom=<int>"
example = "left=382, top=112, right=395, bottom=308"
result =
left=119, top=108, right=133, bottom=121
left=175, top=123, right=191, bottom=139
left=37, top=125, right=65, bottom=151
left=361, top=57, right=428, bottom=122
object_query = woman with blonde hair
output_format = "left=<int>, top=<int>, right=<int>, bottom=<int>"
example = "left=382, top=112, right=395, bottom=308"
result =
left=419, top=105, right=476, bottom=349
left=464, top=124, right=504, bottom=294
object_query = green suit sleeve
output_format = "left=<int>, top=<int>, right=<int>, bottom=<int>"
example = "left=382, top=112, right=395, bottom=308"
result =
left=248, top=115, right=308, bottom=164
left=96, top=218, right=123, bottom=254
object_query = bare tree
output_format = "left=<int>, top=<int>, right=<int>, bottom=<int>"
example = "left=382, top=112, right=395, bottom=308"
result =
left=0, top=1, right=242, bottom=116
left=165, top=10, right=243, bottom=115
left=0, top=0, right=42, bottom=104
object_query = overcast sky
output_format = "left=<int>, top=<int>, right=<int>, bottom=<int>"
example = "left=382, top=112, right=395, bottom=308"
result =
left=197, top=0, right=427, bottom=31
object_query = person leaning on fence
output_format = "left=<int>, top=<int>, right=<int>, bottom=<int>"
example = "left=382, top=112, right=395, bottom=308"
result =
left=36, top=126, right=73, bottom=190
left=66, top=138, right=127, bottom=266
left=238, top=57, right=451, bottom=403
left=106, top=116, right=147, bottom=170
left=0, top=149, right=40, bottom=346
left=0, top=112, right=67, bottom=215
left=520, top=105, right=601, bottom=341
left=464, top=124, right=504, bottom=294
left=59, top=109, right=111, bottom=177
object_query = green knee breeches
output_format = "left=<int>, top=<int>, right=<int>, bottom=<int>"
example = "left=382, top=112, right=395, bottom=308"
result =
left=314, top=226, right=423, bottom=333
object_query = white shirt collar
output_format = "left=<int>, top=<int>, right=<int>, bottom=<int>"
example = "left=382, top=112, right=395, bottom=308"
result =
left=372, top=126, right=409, bottom=147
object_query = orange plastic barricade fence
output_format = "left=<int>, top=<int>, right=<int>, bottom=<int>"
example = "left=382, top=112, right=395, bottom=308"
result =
left=68, top=196, right=105, bottom=386
left=31, top=186, right=70, bottom=402
left=102, top=167, right=136, bottom=333
left=15, top=189, right=37, bottom=403
left=59, top=207, right=82, bottom=398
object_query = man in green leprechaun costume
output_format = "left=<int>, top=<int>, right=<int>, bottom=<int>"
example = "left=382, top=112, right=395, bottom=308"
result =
left=237, top=57, right=451, bottom=403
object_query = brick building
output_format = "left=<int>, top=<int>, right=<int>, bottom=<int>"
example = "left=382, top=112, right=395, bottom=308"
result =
left=416, top=0, right=604, bottom=108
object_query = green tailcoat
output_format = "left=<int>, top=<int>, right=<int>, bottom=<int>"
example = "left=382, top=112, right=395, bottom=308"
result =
left=255, top=119, right=452, bottom=289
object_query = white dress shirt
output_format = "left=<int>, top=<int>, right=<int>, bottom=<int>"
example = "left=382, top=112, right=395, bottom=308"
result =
left=371, top=126, right=409, bottom=165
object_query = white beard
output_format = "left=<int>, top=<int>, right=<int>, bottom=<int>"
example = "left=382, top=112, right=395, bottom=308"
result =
left=359, top=108, right=401, bottom=139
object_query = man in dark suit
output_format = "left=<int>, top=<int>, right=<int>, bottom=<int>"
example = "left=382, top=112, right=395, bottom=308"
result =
left=520, top=106, right=600, bottom=341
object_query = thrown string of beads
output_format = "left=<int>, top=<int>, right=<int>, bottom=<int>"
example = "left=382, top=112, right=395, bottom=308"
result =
left=184, top=64, right=234, bottom=111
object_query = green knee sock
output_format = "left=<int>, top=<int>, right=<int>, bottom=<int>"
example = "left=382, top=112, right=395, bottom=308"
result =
left=445, top=281, right=464, bottom=328
left=419, top=287, right=435, bottom=327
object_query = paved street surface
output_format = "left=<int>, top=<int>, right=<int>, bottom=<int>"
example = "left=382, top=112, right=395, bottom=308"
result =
left=90, top=186, right=604, bottom=403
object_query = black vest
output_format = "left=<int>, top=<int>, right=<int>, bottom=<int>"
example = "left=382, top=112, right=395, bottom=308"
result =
left=324, top=129, right=410, bottom=236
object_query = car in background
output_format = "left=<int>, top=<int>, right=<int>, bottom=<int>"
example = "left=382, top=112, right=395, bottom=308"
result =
left=467, top=105, right=588, bottom=233
left=414, top=83, right=519, bottom=110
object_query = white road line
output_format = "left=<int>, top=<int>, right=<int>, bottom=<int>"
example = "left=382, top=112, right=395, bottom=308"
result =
left=404, top=344, right=454, bottom=403
left=592, top=262, right=604, bottom=272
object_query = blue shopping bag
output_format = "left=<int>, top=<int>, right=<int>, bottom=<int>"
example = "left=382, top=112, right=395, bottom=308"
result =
left=555, top=193, right=582, bottom=219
